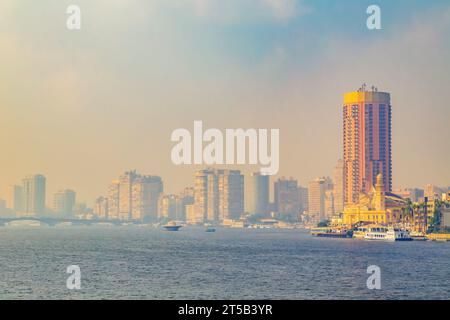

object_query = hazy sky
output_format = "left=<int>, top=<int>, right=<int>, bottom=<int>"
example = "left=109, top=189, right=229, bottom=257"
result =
left=1, top=0, right=449, bottom=205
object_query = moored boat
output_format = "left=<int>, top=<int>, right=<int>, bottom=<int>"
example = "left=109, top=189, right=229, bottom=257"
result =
left=364, top=226, right=412, bottom=241
left=410, top=231, right=428, bottom=241
left=311, top=227, right=352, bottom=238
left=353, top=226, right=369, bottom=239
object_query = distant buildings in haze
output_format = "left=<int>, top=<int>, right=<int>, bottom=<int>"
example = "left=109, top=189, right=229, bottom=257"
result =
left=248, top=172, right=270, bottom=217
left=107, top=171, right=163, bottom=222
left=53, top=189, right=76, bottom=217
left=194, top=169, right=244, bottom=223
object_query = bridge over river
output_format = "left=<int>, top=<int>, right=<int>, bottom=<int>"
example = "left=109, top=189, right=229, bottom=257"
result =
left=0, top=217, right=137, bottom=226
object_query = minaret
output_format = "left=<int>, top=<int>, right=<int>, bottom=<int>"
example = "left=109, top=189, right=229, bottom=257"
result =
left=374, top=173, right=385, bottom=211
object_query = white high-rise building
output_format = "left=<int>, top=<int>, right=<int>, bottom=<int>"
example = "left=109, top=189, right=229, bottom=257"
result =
left=194, top=169, right=244, bottom=223
left=159, top=194, right=179, bottom=221
left=308, top=177, right=333, bottom=222
left=194, top=169, right=218, bottom=223
left=217, top=169, right=244, bottom=221
left=118, top=171, right=139, bottom=220
left=298, top=186, right=309, bottom=213
left=94, top=196, right=109, bottom=219
left=6, top=185, right=23, bottom=212
left=107, top=171, right=163, bottom=221
left=178, top=187, right=194, bottom=221
left=274, top=177, right=299, bottom=217
left=22, top=174, right=46, bottom=216
left=131, top=175, right=163, bottom=221
left=53, top=189, right=76, bottom=217
left=308, top=178, right=323, bottom=220
left=248, top=172, right=269, bottom=217
left=107, top=180, right=120, bottom=220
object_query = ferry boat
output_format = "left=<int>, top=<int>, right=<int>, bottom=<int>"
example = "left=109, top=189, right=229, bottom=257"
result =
left=353, top=226, right=370, bottom=239
left=162, top=221, right=182, bottom=231
left=364, top=226, right=412, bottom=241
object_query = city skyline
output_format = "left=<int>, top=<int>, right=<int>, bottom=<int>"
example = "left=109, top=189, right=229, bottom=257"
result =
left=1, top=0, right=450, bottom=204
left=1, top=78, right=449, bottom=216
left=2, top=166, right=449, bottom=219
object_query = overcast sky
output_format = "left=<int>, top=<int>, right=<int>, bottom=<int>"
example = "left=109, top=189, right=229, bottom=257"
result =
left=1, top=0, right=449, bottom=204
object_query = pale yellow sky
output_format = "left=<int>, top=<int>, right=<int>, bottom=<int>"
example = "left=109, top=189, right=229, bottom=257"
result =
left=1, top=1, right=449, bottom=205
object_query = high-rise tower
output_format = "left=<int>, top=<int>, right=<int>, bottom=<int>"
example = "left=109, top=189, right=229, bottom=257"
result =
left=107, top=171, right=163, bottom=221
left=248, top=172, right=270, bottom=217
left=194, top=169, right=244, bottom=223
left=343, top=86, right=392, bottom=205
left=22, top=174, right=46, bottom=216
left=53, top=189, right=76, bottom=217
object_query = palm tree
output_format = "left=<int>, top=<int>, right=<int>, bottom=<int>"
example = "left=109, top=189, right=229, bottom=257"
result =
left=401, top=199, right=414, bottom=228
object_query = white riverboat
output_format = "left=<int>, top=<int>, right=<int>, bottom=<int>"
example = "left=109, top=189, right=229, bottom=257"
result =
left=364, top=226, right=412, bottom=241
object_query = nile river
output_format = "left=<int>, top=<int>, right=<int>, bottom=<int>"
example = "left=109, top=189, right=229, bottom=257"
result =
left=0, top=226, right=449, bottom=299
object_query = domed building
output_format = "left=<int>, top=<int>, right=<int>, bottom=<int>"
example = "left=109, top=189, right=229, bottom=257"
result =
left=342, top=174, right=408, bottom=227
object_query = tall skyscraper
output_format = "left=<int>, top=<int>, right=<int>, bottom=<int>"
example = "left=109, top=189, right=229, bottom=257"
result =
left=53, top=189, right=76, bottom=216
left=274, top=178, right=299, bottom=217
left=343, top=87, right=392, bottom=205
left=333, top=159, right=344, bottom=213
left=194, top=169, right=218, bottom=223
left=185, top=204, right=197, bottom=224
left=159, top=194, right=179, bottom=220
left=22, top=174, right=46, bottom=216
left=324, top=189, right=335, bottom=217
left=118, top=170, right=138, bottom=220
left=194, top=169, right=244, bottom=223
left=94, top=196, right=109, bottom=219
left=107, top=180, right=120, bottom=219
left=107, top=171, right=163, bottom=221
left=248, top=172, right=270, bottom=217
left=298, top=186, right=309, bottom=213
left=308, top=178, right=326, bottom=221
left=217, top=169, right=244, bottom=221
left=6, top=185, right=23, bottom=212
left=178, top=187, right=194, bottom=221
left=131, top=175, right=163, bottom=221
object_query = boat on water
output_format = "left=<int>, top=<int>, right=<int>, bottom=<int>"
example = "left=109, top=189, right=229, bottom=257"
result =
left=353, top=226, right=370, bottom=239
left=311, top=227, right=352, bottom=238
left=205, top=227, right=216, bottom=232
left=364, top=226, right=412, bottom=241
left=409, top=231, right=428, bottom=241
left=162, top=221, right=182, bottom=231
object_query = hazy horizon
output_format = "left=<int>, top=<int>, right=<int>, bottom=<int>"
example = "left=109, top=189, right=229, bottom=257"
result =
left=1, top=0, right=450, bottom=205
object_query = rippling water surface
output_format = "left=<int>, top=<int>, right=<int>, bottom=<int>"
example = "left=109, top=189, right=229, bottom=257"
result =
left=0, top=226, right=449, bottom=300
